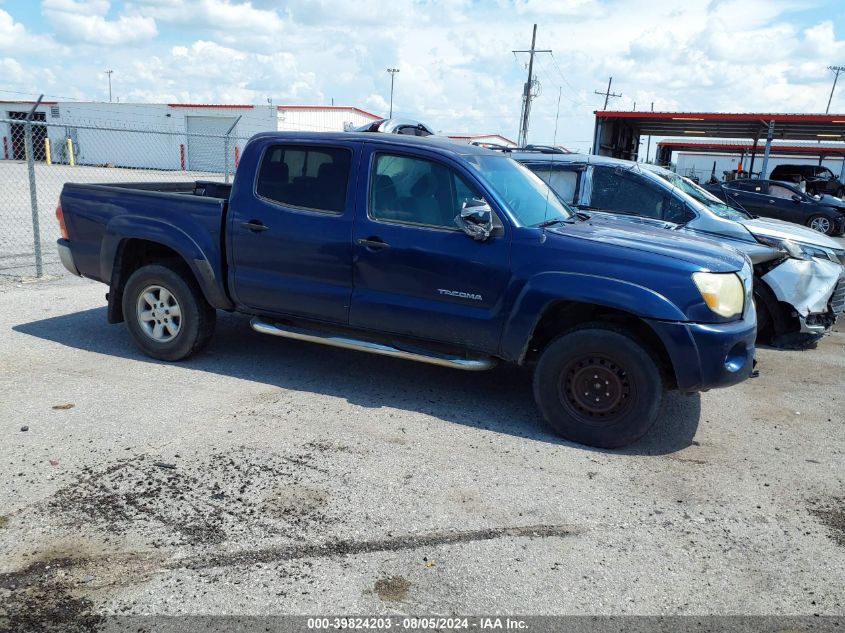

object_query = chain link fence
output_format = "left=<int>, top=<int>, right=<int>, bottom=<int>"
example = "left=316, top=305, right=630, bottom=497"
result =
left=1, top=117, right=250, bottom=280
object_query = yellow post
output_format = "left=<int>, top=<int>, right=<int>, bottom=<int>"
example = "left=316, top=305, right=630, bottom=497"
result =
left=66, top=138, right=75, bottom=166
left=44, top=138, right=52, bottom=165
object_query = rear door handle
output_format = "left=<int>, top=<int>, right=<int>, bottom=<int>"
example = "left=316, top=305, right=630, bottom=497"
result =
left=241, top=220, right=269, bottom=233
left=356, top=237, right=390, bottom=250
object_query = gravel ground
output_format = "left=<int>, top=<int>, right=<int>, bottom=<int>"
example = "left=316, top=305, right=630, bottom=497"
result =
left=0, top=276, right=843, bottom=626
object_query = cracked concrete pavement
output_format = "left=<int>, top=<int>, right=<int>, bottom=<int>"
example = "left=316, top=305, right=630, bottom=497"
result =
left=1, top=275, right=843, bottom=625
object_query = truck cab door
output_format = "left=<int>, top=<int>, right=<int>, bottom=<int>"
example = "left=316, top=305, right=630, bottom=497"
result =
left=349, top=147, right=511, bottom=353
left=227, top=140, right=359, bottom=323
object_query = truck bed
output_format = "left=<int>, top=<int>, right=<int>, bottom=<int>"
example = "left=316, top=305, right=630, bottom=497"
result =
left=59, top=180, right=232, bottom=308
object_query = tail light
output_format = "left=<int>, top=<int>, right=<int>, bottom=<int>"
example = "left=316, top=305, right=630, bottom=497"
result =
left=56, top=205, right=69, bottom=240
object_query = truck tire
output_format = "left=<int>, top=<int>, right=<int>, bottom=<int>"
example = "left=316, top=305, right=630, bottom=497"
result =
left=533, top=324, right=664, bottom=448
left=122, top=263, right=216, bottom=361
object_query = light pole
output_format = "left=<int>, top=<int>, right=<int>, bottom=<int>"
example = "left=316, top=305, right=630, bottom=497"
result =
left=386, top=68, right=399, bottom=118
left=104, top=70, right=113, bottom=103
left=826, top=65, right=844, bottom=113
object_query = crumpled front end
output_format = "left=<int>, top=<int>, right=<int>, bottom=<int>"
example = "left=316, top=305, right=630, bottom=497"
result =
left=761, top=257, right=845, bottom=334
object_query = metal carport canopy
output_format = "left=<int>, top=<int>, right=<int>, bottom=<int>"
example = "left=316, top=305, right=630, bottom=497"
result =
left=655, top=140, right=845, bottom=154
left=595, top=111, right=845, bottom=140
left=591, top=111, right=845, bottom=166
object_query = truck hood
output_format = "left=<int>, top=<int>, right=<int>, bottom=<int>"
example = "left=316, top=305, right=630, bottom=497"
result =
left=549, top=214, right=744, bottom=272
left=739, top=217, right=843, bottom=250
left=586, top=209, right=781, bottom=265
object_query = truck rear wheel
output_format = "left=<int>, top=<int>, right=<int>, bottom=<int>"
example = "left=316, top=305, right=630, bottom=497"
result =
left=533, top=325, right=664, bottom=448
left=122, top=263, right=216, bottom=361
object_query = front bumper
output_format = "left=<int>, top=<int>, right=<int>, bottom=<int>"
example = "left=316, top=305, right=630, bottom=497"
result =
left=57, top=239, right=81, bottom=277
left=646, top=314, right=757, bottom=392
left=762, top=257, right=843, bottom=334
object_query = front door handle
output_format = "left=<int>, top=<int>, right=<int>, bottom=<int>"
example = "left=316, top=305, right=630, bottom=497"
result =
left=241, top=220, right=269, bottom=233
left=356, top=237, right=390, bottom=250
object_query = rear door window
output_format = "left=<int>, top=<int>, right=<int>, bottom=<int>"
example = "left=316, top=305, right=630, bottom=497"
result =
left=256, top=145, right=352, bottom=213
left=769, top=184, right=796, bottom=199
left=528, top=167, right=579, bottom=204
left=589, top=166, right=665, bottom=219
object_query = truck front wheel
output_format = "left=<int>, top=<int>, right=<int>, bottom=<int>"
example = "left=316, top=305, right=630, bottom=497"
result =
left=533, top=325, right=664, bottom=448
left=122, top=263, right=216, bottom=361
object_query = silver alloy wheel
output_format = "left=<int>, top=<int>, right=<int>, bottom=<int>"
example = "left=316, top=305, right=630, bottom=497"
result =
left=810, top=217, right=832, bottom=234
left=136, top=284, right=182, bottom=343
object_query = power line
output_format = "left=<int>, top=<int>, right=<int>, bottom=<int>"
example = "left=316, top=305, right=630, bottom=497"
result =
left=533, top=56, right=589, bottom=109
left=549, top=53, right=586, bottom=105
left=513, top=23, right=552, bottom=146
left=594, top=76, right=622, bottom=110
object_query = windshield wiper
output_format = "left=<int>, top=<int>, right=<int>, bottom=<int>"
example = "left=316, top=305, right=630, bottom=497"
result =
left=535, top=218, right=570, bottom=228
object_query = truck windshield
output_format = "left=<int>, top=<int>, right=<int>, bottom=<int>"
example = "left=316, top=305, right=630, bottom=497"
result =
left=657, top=171, right=751, bottom=221
left=465, top=155, right=574, bottom=226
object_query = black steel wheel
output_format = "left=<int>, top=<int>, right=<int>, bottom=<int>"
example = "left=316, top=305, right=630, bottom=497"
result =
left=533, top=324, right=664, bottom=448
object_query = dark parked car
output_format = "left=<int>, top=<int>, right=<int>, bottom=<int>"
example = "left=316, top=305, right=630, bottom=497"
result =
left=770, top=164, right=844, bottom=198
left=704, top=179, right=845, bottom=236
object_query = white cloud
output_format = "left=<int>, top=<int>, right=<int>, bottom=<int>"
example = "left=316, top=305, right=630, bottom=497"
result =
left=0, top=9, right=62, bottom=54
left=0, top=57, right=26, bottom=83
left=2, top=0, right=844, bottom=149
left=129, top=0, right=284, bottom=37
left=42, top=0, right=157, bottom=45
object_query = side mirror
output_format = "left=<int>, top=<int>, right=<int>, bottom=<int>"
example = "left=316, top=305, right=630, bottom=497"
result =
left=455, top=198, right=494, bottom=241
left=791, top=194, right=802, bottom=203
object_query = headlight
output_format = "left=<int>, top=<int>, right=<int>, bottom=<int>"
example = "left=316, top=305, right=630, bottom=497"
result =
left=692, top=272, right=745, bottom=318
left=797, top=243, right=845, bottom=265
left=754, top=234, right=844, bottom=263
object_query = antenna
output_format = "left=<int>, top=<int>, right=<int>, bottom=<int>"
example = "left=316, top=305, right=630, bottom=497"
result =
left=538, top=86, right=566, bottom=241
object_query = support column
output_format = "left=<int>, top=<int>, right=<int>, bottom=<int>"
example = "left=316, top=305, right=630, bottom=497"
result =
left=591, top=118, right=603, bottom=156
left=759, top=121, right=775, bottom=180
left=25, top=96, right=44, bottom=278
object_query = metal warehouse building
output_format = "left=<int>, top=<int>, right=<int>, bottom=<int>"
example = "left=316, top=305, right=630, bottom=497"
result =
left=1, top=101, right=516, bottom=174
left=0, top=101, right=381, bottom=172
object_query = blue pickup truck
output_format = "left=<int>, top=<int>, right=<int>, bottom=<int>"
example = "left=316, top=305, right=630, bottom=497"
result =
left=56, top=132, right=756, bottom=448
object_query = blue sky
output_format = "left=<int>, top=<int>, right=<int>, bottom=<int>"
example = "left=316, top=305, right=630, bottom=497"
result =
left=1, top=0, right=845, bottom=151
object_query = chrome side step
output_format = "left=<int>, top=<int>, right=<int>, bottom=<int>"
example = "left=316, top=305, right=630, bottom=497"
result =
left=250, top=318, right=497, bottom=371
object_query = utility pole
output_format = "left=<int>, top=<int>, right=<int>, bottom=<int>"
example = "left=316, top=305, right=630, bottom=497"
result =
left=386, top=68, right=399, bottom=118
left=104, top=70, right=113, bottom=103
left=595, top=76, right=622, bottom=110
left=826, top=65, right=844, bottom=113
left=513, top=24, right=551, bottom=147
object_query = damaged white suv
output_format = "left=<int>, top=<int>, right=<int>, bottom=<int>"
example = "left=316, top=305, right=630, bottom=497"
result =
left=513, top=152, right=845, bottom=346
